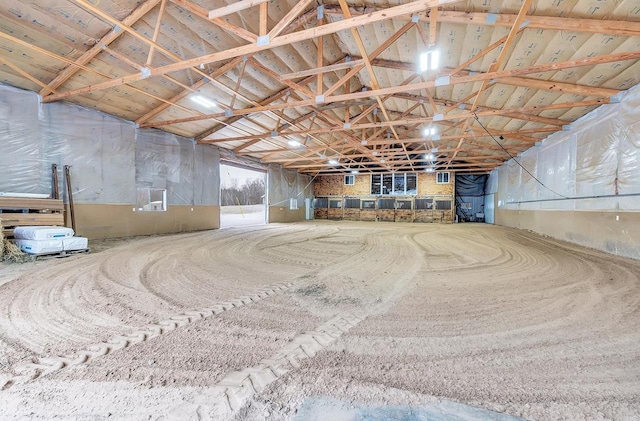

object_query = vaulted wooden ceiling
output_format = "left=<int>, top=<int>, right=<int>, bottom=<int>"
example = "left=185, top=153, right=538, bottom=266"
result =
left=1, top=0, right=639, bottom=175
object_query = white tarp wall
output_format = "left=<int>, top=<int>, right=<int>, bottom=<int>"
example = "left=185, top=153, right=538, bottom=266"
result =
left=492, top=83, right=640, bottom=258
left=268, top=164, right=313, bottom=216
left=495, top=83, right=640, bottom=211
left=0, top=83, right=220, bottom=206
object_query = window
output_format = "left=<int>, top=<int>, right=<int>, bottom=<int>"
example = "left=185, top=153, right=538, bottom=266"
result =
left=378, top=198, right=395, bottom=209
left=382, top=174, right=393, bottom=194
left=362, top=200, right=375, bottom=209
left=435, top=200, right=452, bottom=210
left=345, top=198, right=360, bottom=208
left=137, top=188, right=166, bottom=211
left=393, top=174, right=405, bottom=195
left=406, top=173, right=417, bottom=195
left=436, top=172, right=450, bottom=184
left=371, top=173, right=418, bottom=195
left=371, top=174, right=382, bottom=195
left=415, top=198, right=433, bottom=210
left=396, top=200, right=412, bottom=210
left=329, top=199, right=342, bottom=209
left=344, top=175, right=355, bottom=185
left=289, top=198, right=298, bottom=210
left=314, top=198, right=328, bottom=209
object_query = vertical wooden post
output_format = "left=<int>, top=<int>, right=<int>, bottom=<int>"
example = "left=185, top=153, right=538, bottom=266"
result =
left=64, top=165, right=77, bottom=233
left=51, top=163, right=59, bottom=199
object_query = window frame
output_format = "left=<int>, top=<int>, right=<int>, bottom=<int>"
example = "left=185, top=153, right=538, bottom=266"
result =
left=370, top=173, right=418, bottom=195
left=436, top=171, right=450, bottom=184
left=344, top=175, right=355, bottom=185
left=136, top=188, right=167, bottom=212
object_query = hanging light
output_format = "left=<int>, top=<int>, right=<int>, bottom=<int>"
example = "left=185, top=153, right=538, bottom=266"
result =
left=287, top=139, right=302, bottom=147
left=351, top=170, right=359, bottom=174
left=328, top=159, right=338, bottom=165
left=424, top=153, right=435, bottom=161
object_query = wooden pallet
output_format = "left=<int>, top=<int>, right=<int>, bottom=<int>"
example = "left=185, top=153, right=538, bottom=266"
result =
left=31, top=248, right=91, bottom=259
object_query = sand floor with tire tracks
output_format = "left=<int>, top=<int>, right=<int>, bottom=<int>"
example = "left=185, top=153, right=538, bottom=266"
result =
left=0, top=222, right=638, bottom=420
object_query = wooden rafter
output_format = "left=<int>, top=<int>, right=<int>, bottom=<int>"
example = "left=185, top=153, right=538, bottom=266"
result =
left=169, top=0, right=257, bottom=43
left=447, top=0, right=532, bottom=168
left=208, top=0, right=269, bottom=20
left=137, top=49, right=631, bottom=129
left=39, top=0, right=162, bottom=96
left=42, top=0, right=458, bottom=103
left=146, top=0, right=168, bottom=66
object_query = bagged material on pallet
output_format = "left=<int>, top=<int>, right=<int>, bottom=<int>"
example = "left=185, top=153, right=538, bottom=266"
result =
left=14, top=239, right=63, bottom=254
left=13, top=226, right=74, bottom=240
left=62, top=237, right=88, bottom=251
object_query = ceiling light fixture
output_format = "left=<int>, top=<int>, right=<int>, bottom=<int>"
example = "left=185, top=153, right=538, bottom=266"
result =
left=419, top=49, right=440, bottom=72
left=351, top=170, right=359, bottom=174
left=328, top=159, right=338, bottom=165
left=423, top=126, right=437, bottom=137
left=424, top=153, right=435, bottom=161
left=191, top=95, right=217, bottom=108
left=426, top=167, right=435, bottom=173
left=287, top=139, right=302, bottom=147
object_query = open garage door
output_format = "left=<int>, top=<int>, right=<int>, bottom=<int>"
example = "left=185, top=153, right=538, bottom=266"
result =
left=220, top=163, right=267, bottom=228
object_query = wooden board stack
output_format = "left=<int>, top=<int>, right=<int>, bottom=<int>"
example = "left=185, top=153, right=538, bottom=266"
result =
left=0, top=197, right=65, bottom=239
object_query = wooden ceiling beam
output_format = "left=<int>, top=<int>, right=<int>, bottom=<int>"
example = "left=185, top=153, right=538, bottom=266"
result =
left=136, top=56, right=244, bottom=124
left=338, top=0, right=411, bottom=169
left=44, top=0, right=453, bottom=102
left=0, top=56, right=57, bottom=93
left=195, top=73, right=318, bottom=140
left=169, top=0, right=257, bottom=43
left=146, top=0, right=168, bottom=66
left=286, top=159, right=501, bottom=170
left=281, top=57, right=364, bottom=80
left=448, top=0, right=532, bottom=168
left=39, top=0, right=162, bottom=96
left=322, top=21, right=416, bottom=99
left=0, top=29, right=191, bottom=113
left=496, top=76, right=620, bottom=98
left=323, top=6, right=640, bottom=36
left=144, top=51, right=633, bottom=128
left=436, top=10, right=640, bottom=36
left=268, top=0, right=316, bottom=39
left=208, top=0, right=269, bottom=20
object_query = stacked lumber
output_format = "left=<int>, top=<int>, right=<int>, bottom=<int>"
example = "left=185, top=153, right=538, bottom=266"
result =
left=0, top=197, right=65, bottom=238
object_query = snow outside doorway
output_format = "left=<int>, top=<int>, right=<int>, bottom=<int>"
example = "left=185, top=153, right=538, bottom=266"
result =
left=220, top=164, right=267, bottom=228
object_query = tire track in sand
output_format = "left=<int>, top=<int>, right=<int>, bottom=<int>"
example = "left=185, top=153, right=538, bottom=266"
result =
left=166, top=225, right=429, bottom=419
left=0, top=282, right=295, bottom=391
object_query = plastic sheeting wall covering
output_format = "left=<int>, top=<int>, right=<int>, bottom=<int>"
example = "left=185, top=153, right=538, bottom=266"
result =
left=268, top=164, right=313, bottom=207
left=493, top=83, right=640, bottom=212
left=0, top=83, right=220, bottom=206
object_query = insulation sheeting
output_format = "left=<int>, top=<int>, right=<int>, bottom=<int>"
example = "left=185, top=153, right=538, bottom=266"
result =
left=0, top=85, right=50, bottom=195
left=495, top=83, right=640, bottom=211
left=0, top=83, right=220, bottom=206
left=41, top=100, right=137, bottom=204
left=268, top=164, right=313, bottom=207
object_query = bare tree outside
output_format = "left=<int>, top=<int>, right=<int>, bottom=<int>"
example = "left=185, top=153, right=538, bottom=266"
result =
left=221, top=177, right=265, bottom=206
left=220, top=164, right=267, bottom=227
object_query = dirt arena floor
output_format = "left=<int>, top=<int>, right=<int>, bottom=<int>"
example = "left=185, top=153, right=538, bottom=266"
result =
left=0, top=221, right=639, bottom=420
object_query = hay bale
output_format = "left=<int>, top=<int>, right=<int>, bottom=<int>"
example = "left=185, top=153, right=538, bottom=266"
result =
left=0, top=218, right=34, bottom=263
